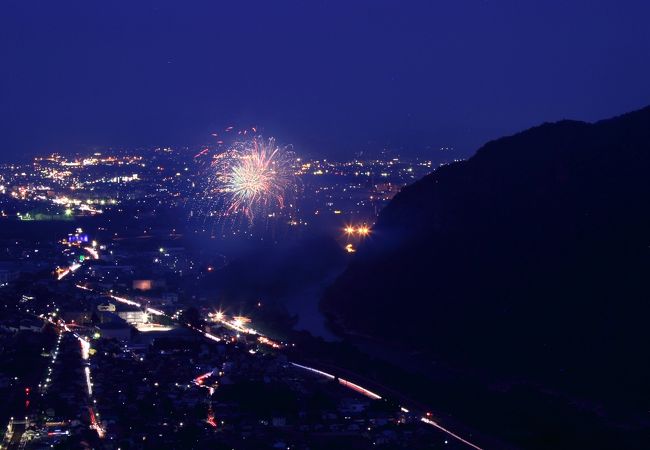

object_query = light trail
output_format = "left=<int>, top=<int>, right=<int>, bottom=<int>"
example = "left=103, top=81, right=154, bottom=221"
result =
left=80, top=337, right=105, bottom=439
left=225, top=319, right=257, bottom=335
left=47, top=430, right=70, bottom=436
left=204, top=332, right=221, bottom=342
left=72, top=283, right=482, bottom=448
left=55, top=235, right=100, bottom=281
left=210, top=312, right=286, bottom=349
left=39, top=288, right=107, bottom=440
left=84, top=367, right=93, bottom=396
left=421, top=417, right=484, bottom=450
left=289, top=362, right=336, bottom=380
left=338, top=378, right=382, bottom=400
left=79, top=291, right=278, bottom=353
left=290, top=363, right=380, bottom=399
left=109, top=294, right=141, bottom=307
left=257, top=336, right=281, bottom=349
left=209, top=312, right=260, bottom=336
left=80, top=338, right=90, bottom=360
left=291, top=362, right=484, bottom=450
left=83, top=246, right=99, bottom=260
left=135, top=323, right=174, bottom=332
left=56, top=268, right=69, bottom=280
left=88, top=407, right=105, bottom=439
left=56, top=262, right=81, bottom=280
left=78, top=285, right=172, bottom=322
left=193, top=371, right=213, bottom=386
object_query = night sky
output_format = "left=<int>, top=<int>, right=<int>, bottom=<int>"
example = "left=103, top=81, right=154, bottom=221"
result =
left=1, top=0, right=649, bottom=162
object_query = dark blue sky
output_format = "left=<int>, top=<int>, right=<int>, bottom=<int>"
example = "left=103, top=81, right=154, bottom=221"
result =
left=1, top=0, right=649, bottom=162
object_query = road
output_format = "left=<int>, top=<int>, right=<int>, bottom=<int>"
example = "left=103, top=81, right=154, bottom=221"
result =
left=61, top=232, right=487, bottom=450
left=90, top=287, right=487, bottom=449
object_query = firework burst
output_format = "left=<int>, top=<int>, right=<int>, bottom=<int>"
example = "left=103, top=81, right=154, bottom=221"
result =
left=196, top=136, right=299, bottom=228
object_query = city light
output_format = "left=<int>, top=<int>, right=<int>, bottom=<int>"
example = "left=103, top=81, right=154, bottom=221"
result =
left=343, top=224, right=371, bottom=237
left=3, top=149, right=455, bottom=448
left=83, top=246, right=99, bottom=260
left=84, top=366, right=93, bottom=396
left=80, top=338, right=90, bottom=360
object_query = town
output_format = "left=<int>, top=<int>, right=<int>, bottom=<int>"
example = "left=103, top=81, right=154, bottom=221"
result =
left=0, top=149, right=471, bottom=449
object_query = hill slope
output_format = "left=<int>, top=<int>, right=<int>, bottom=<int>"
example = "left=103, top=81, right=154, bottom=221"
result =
left=321, top=106, right=650, bottom=448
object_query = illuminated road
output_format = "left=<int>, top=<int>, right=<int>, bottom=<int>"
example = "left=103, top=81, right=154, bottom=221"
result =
left=55, top=234, right=100, bottom=280
left=71, top=325, right=106, bottom=439
left=56, top=262, right=81, bottom=280
left=289, top=362, right=380, bottom=399
left=38, top=313, right=106, bottom=440
left=51, top=233, right=107, bottom=437
left=289, top=362, right=484, bottom=450
left=69, top=288, right=484, bottom=449
left=83, top=246, right=99, bottom=260
left=421, top=417, right=484, bottom=450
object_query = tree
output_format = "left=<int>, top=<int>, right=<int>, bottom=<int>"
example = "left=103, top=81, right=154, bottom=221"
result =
left=180, top=307, right=202, bottom=328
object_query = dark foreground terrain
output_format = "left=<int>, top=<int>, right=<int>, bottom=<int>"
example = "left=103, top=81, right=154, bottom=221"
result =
left=322, top=106, right=650, bottom=449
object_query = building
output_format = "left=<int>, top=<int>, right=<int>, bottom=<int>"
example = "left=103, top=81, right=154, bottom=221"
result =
left=96, top=321, right=132, bottom=341
left=97, top=303, right=116, bottom=312
left=115, top=304, right=147, bottom=325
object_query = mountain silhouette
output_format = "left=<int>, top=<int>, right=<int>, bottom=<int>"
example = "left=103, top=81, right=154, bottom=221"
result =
left=322, top=106, right=650, bottom=449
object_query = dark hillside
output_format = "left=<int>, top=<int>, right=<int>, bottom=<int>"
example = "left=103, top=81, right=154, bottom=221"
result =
left=322, top=106, right=650, bottom=449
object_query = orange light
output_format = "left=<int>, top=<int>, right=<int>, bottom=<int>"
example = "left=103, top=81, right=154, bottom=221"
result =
left=357, top=226, right=370, bottom=236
